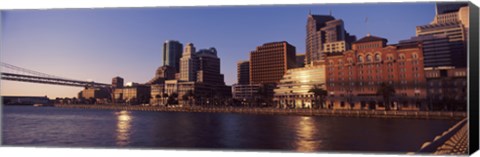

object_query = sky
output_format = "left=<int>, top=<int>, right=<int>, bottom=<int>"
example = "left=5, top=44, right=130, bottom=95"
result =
left=0, top=2, right=436, bottom=98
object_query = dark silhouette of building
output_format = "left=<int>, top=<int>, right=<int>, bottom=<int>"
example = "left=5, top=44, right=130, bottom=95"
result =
left=112, top=76, right=124, bottom=88
left=237, top=60, right=250, bottom=85
left=296, top=54, right=305, bottom=68
left=425, top=67, right=467, bottom=111
left=163, top=40, right=183, bottom=72
left=306, top=13, right=356, bottom=65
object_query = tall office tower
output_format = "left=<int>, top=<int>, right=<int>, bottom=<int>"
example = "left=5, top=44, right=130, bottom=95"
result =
left=415, top=2, right=469, bottom=68
left=163, top=40, right=183, bottom=72
left=112, top=76, right=124, bottom=88
left=237, top=60, right=250, bottom=85
left=180, top=43, right=198, bottom=82
left=196, top=47, right=225, bottom=85
left=306, top=13, right=356, bottom=65
left=399, top=34, right=458, bottom=68
left=250, top=41, right=296, bottom=84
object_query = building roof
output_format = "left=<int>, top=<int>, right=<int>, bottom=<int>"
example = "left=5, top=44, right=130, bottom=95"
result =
left=309, top=14, right=335, bottom=23
left=353, top=35, right=388, bottom=44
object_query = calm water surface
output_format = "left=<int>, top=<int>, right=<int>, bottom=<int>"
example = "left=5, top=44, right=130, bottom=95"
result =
left=2, top=106, right=458, bottom=153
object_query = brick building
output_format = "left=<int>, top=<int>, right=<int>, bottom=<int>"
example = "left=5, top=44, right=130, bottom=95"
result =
left=325, top=35, right=427, bottom=110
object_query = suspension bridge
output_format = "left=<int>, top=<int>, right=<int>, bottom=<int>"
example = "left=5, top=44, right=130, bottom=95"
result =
left=0, top=62, right=111, bottom=88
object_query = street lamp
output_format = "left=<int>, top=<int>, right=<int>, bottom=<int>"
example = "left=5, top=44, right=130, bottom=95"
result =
left=347, top=89, right=353, bottom=109
left=329, top=91, right=335, bottom=109
left=414, top=89, right=420, bottom=110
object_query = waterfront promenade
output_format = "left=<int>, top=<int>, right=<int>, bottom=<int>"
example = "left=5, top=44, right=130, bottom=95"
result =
left=413, top=118, right=468, bottom=155
left=54, top=104, right=466, bottom=120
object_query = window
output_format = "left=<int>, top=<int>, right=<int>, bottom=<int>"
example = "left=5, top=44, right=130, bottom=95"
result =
left=347, top=58, right=353, bottom=64
left=374, top=54, right=381, bottom=62
left=358, top=55, right=363, bottom=63
left=366, top=54, right=372, bottom=62
left=399, top=54, right=405, bottom=60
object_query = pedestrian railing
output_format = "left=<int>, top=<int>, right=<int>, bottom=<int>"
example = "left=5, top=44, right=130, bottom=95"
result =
left=415, top=118, right=468, bottom=154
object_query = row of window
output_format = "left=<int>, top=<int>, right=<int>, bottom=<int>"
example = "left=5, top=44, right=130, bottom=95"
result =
left=327, top=53, right=419, bottom=65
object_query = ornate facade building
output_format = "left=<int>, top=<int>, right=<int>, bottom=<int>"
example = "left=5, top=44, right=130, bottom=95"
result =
left=325, top=35, right=427, bottom=110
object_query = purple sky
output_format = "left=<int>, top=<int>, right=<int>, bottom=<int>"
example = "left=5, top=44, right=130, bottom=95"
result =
left=1, top=3, right=436, bottom=98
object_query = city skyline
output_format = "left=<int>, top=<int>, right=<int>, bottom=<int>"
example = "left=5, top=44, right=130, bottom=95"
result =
left=1, top=3, right=436, bottom=98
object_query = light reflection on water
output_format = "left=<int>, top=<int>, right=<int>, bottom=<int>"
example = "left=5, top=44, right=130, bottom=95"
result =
left=115, top=110, right=132, bottom=146
left=295, top=116, right=321, bottom=152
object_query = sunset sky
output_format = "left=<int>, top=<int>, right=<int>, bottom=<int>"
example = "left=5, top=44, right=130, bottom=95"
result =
left=1, top=2, right=436, bottom=98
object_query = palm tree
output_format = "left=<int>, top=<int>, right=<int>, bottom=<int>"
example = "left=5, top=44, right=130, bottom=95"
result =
left=182, top=94, right=189, bottom=106
left=170, top=92, right=178, bottom=105
left=308, top=84, right=328, bottom=109
left=376, top=82, right=396, bottom=111
left=186, top=90, right=194, bottom=107
left=162, top=93, right=169, bottom=106
left=155, top=94, right=161, bottom=106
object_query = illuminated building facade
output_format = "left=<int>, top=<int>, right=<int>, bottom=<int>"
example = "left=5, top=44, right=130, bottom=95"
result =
left=273, top=65, right=327, bottom=109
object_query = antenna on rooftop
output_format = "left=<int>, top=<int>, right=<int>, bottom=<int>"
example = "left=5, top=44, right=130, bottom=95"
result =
left=365, top=16, right=370, bottom=36
left=309, top=9, right=312, bottom=15
left=329, top=9, right=332, bottom=16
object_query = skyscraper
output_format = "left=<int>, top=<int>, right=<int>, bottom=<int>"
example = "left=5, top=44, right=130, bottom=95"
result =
left=306, top=14, right=356, bottom=65
left=249, top=41, right=296, bottom=84
left=196, top=47, right=225, bottom=86
left=112, top=76, right=124, bottom=88
left=415, top=2, right=469, bottom=68
left=163, top=40, right=183, bottom=72
left=237, top=60, right=250, bottom=85
left=180, top=43, right=198, bottom=82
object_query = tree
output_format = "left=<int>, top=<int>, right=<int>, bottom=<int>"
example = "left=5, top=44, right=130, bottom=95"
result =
left=185, top=90, right=194, bottom=106
left=376, top=82, right=396, bottom=111
left=308, top=84, right=328, bottom=109
left=182, top=93, right=189, bottom=106
left=168, top=93, right=178, bottom=105
left=162, top=93, right=169, bottom=106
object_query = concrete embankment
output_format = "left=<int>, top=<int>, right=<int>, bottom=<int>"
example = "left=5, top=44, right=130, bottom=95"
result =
left=54, top=104, right=466, bottom=120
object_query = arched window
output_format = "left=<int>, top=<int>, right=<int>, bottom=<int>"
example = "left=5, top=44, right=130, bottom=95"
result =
left=366, top=54, right=372, bottom=62
left=358, top=55, right=363, bottom=63
left=338, top=59, right=343, bottom=65
left=347, top=57, right=353, bottom=64
left=329, top=61, right=334, bottom=66
left=399, top=54, right=405, bottom=60
left=374, top=54, right=381, bottom=62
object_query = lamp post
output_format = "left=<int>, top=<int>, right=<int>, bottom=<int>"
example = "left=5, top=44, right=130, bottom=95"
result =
left=414, top=89, right=420, bottom=110
left=329, top=91, right=335, bottom=109
left=347, top=89, right=353, bottom=110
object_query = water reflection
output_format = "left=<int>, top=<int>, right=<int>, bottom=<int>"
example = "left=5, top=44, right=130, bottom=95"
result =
left=115, top=110, right=132, bottom=146
left=295, top=116, right=320, bottom=152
